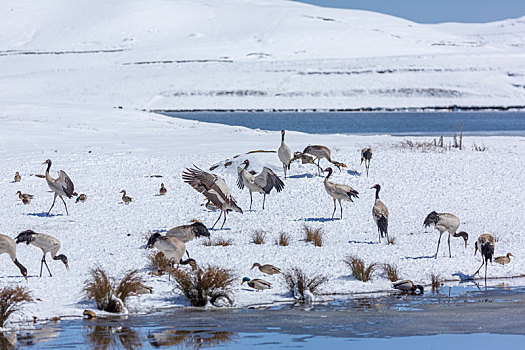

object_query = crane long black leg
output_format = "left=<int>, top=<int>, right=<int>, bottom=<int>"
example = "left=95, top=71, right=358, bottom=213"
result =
left=59, top=195, right=69, bottom=215
left=249, top=191, right=253, bottom=211
left=378, top=228, right=381, bottom=243
left=331, top=199, right=336, bottom=219
left=262, top=194, right=266, bottom=210
left=47, top=193, right=58, bottom=215
left=474, top=259, right=485, bottom=275
left=448, top=233, right=452, bottom=258
left=220, top=211, right=227, bottom=230
left=339, top=199, right=343, bottom=219
left=43, top=256, right=52, bottom=277
left=211, top=211, right=222, bottom=229
left=485, top=261, right=488, bottom=284
left=435, top=232, right=443, bottom=259
left=40, top=257, right=44, bottom=277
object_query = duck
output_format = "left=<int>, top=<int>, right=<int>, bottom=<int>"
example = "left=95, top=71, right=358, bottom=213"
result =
left=241, top=277, right=271, bottom=291
left=159, top=183, right=167, bottom=195
left=494, top=253, right=513, bottom=265
left=16, top=191, right=34, bottom=200
left=251, top=263, right=281, bottom=275
left=14, top=172, right=21, bottom=182
left=120, top=190, right=132, bottom=204
left=75, top=194, right=87, bottom=203
left=393, top=280, right=424, bottom=294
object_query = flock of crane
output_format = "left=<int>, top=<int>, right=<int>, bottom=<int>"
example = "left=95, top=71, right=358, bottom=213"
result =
left=3, top=130, right=513, bottom=297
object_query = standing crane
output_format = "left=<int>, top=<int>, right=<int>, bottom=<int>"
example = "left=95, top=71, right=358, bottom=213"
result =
left=237, top=160, right=284, bottom=210
left=0, top=234, right=28, bottom=280
left=423, top=211, right=468, bottom=258
left=278, top=130, right=292, bottom=179
left=43, top=159, right=76, bottom=216
left=303, top=145, right=347, bottom=175
left=474, top=233, right=495, bottom=282
left=371, top=184, right=389, bottom=243
left=182, top=167, right=243, bottom=230
left=15, top=230, right=69, bottom=277
left=361, top=148, right=372, bottom=177
left=323, top=167, right=359, bottom=219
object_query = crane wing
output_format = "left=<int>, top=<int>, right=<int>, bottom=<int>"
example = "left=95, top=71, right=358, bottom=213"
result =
left=56, top=170, right=75, bottom=198
left=236, top=166, right=245, bottom=190
left=182, top=167, right=232, bottom=206
left=255, top=167, right=285, bottom=194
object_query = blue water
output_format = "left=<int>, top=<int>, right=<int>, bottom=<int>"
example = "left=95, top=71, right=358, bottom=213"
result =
left=161, top=111, right=525, bottom=136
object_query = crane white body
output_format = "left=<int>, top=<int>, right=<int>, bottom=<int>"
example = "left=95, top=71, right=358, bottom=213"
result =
left=278, top=130, right=292, bottom=179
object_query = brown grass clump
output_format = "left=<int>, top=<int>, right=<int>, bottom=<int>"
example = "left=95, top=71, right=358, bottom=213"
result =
left=84, top=267, right=147, bottom=313
left=382, top=263, right=399, bottom=282
left=394, top=139, right=451, bottom=153
left=387, top=236, right=396, bottom=245
left=473, top=142, right=487, bottom=152
left=277, top=232, right=290, bottom=246
left=171, top=265, right=235, bottom=307
left=251, top=230, right=266, bottom=245
left=149, top=252, right=172, bottom=275
left=0, top=285, right=33, bottom=327
left=344, top=256, right=377, bottom=282
left=304, top=225, right=323, bottom=246
left=282, top=267, right=328, bottom=301
left=203, top=238, right=234, bottom=246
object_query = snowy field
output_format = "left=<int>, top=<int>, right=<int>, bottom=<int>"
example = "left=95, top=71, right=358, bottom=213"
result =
left=0, top=0, right=524, bottom=326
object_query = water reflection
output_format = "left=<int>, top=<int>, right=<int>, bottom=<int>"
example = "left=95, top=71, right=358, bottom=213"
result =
left=85, top=325, right=141, bottom=350
left=147, top=329, right=234, bottom=348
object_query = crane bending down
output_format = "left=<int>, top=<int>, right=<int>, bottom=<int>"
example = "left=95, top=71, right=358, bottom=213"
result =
left=15, top=230, right=69, bottom=277
left=323, top=167, right=359, bottom=219
left=423, top=211, right=468, bottom=259
left=474, top=233, right=495, bottom=282
left=278, top=130, right=292, bottom=179
left=303, top=145, right=347, bottom=175
left=43, top=159, right=76, bottom=215
left=182, top=167, right=243, bottom=230
left=0, top=234, right=28, bottom=280
left=237, top=160, right=284, bottom=210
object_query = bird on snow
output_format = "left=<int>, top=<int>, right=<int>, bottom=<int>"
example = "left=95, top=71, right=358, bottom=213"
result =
left=361, top=147, right=372, bottom=177
left=14, top=172, right=21, bottom=182
left=43, top=159, right=76, bottom=216
left=393, top=280, right=424, bottom=294
left=166, top=221, right=210, bottom=243
left=120, top=190, right=132, bottom=204
left=303, top=145, right=346, bottom=175
left=159, top=183, right=167, bottom=195
left=15, top=230, right=69, bottom=277
left=474, top=233, right=495, bottom=282
left=241, top=277, right=271, bottom=291
left=371, top=184, right=389, bottom=243
left=323, top=167, right=358, bottom=219
left=237, top=159, right=284, bottom=210
left=494, top=253, right=513, bottom=265
left=182, top=166, right=243, bottom=230
left=75, top=194, right=87, bottom=203
left=251, top=263, right=281, bottom=275
left=278, top=130, right=293, bottom=179
left=0, top=234, right=28, bottom=280
left=423, top=211, right=468, bottom=259
left=16, top=191, right=34, bottom=200
left=146, top=233, right=195, bottom=267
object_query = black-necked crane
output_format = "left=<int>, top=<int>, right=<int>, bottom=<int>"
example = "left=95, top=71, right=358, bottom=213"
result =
left=15, top=230, right=69, bottom=277
left=14, top=172, right=21, bottom=182
left=43, top=159, right=76, bottom=216
left=159, top=183, right=167, bottom=195
left=166, top=221, right=210, bottom=243
left=494, top=253, right=513, bottom=265
left=120, top=190, right=132, bottom=204
left=361, top=147, right=372, bottom=177
left=0, top=234, right=28, bottom=280
left=75, top=194, right=87, bottom=203
left=278, top=130, right=293, bottom=179
left=371, top=184, right=389, bottom=243
left=393, top=280, right=424, bottom=294
left=236, top=160, right=284, bottom=210
left=303, top=145, right=347, bottom=175
left=474, top=233, right=495, bottom=282
left=423, top=211, right=468, bottom=259
left=146, top=233, right=195, bottom=267
left=182, top=166, right=243, bottom=230
left=323, top=167, right=359, bottom=219
left=251, top=263, right=281, bottom=275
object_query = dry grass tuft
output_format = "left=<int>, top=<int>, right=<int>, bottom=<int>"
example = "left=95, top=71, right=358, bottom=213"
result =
left=387, top=236, right=396, bottom=245
left=431, top=274, right=443, bottom=291
left=0, top=285, right=33, bottom=327
left=171, top=265, right=235, bottom=307
left=382, top=263, right=399, bottom=282
left=203, top=237, right=233, bottom=246
left=251, top=230, right=266, bottom=245
left=304, top=225, right=323, bottom=246
left=149, top=252, right=172, bottom=275
left=394, top=139, right=451, bottom=153
left=344, top=256, right=377, bottom=282
left=282, top=267, right=328, bottom=301
left=84, top=266, right=147, bottom=313
left=473, top=142, right=487, bottom=152
left=277, top=232, right=290, bottom=246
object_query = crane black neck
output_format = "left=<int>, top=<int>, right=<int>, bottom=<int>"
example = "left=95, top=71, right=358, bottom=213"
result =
left=281, top=132, right=285, bottom=142
left=46, top=161, right=51, bottom=173
left=243, top=161, right=250, bottom=170
left=374, top=186, right=381, bottom=200
left=325, top=168, right=333, bottom=179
